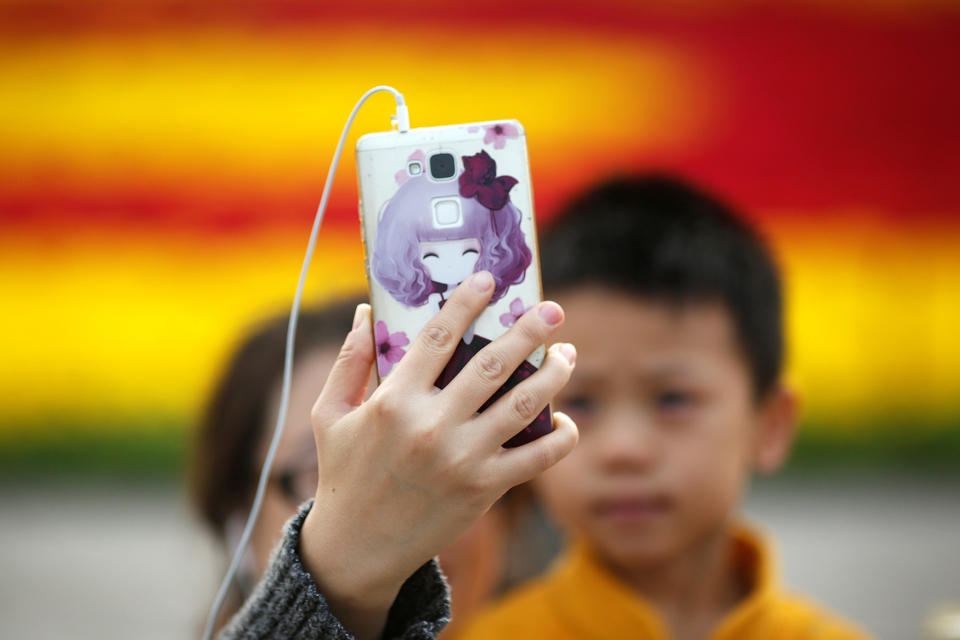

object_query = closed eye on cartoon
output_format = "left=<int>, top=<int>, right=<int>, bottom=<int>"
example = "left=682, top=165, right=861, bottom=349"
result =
left=370, top=147, right=550, bottom=446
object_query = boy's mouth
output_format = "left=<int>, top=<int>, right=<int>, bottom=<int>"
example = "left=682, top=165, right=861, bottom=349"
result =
left=592, top=495, right=672, bottom=525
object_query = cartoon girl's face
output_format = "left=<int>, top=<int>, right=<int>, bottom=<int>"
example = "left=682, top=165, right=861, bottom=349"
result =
left=419, top=237, right=481, bottom=287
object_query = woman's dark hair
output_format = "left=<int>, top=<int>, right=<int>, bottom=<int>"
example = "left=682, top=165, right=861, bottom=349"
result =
left=189, top=299, right=362, bottom=539
left=540, top=174, right=784, bottom=399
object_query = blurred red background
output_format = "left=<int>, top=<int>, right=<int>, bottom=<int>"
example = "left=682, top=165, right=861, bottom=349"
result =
left=1, top=0, right=958, bottom=474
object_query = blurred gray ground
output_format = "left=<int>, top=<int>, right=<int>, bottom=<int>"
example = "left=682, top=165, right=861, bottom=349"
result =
left=1, top=474, right=957, bottom=640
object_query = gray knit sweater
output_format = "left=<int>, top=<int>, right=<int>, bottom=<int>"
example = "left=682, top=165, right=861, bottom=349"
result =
left=218, top=501, right=451, bottom=640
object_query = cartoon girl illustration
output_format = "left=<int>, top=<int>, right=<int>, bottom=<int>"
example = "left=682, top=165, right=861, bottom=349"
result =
left=374, top=151, right=530, bottom=320
left=372, top=150, right=549, bottom=446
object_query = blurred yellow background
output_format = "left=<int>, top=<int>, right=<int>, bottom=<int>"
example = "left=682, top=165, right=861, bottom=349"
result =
left=2, top=3, right=958, bottom=639
left=1, top=0, right=958, bottom=474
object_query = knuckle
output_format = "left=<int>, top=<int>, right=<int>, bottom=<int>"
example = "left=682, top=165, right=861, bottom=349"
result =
left=408, top=425, right=437, bottom=455
left=404, top=424, right=448, bottom=468
left=510, top=388, right=540, bottom=422
left=334, top=340, right=361, bottom=369
left=462, top=476, right=492, bottom=506
left=368, top=394, right=399, bottom=423
left=421, top=323, right=454, bottom=354
left=473, top=351, right=505, bottom=382
left=454, top=466, right=492, bottom=504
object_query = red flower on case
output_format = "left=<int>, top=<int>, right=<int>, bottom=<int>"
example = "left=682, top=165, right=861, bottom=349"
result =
left=459, top=150, right=518, bottom=211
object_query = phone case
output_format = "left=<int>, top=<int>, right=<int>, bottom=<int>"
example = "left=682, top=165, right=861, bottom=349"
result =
left=356, top=120, right=550, bottom=447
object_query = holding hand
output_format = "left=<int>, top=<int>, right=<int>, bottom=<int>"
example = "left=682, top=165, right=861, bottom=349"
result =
left=301, top=271, right=578, bottom=639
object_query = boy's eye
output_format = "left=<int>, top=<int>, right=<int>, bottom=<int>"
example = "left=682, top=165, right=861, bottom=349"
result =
left=422, top=252, right=439, bottom=260
left=656, top=390, right=693, bottom=411
left=562, top=394, right=596, bottom=414
left=462, top=249, right=479, bottom=256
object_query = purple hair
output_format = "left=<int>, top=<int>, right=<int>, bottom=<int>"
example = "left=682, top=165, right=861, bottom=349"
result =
left=373, top=174, right=531, bottom=307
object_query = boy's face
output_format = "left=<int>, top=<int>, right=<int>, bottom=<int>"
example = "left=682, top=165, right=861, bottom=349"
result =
left=537, top=286, right=793, bottom=570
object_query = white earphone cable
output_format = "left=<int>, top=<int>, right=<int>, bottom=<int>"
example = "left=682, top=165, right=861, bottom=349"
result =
left=202, top=85, right=410, bottom=640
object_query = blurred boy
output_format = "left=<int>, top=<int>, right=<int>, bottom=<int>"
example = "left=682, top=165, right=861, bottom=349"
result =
left=457, top=176, right=869, bottom=639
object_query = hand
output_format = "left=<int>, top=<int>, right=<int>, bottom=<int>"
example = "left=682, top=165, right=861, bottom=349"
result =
left=301, top=271, right=578, bottom=639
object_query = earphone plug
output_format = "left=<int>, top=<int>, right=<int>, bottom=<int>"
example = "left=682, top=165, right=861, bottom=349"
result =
left=393, top=103, right=410, bottom=133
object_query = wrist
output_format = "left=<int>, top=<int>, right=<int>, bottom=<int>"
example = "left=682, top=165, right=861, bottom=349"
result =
left=300, top=503, right=405, bottom=634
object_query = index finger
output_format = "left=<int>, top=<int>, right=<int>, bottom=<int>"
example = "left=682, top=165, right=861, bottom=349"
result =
left=389, top=271, right=495, bottom=388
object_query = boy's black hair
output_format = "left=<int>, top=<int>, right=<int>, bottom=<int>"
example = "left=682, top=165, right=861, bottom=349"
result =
left=540, top=174, right=783, bottom=399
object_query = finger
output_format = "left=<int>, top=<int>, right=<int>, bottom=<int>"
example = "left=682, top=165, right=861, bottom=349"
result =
left=490, top=411, right=579, bottom=488
left=314, top=304, right=375, bottom=419
left=441, top=301, right=565, bottom=417
left=469, top=342, right=577, bottom=450
left=390, top=271, right=495, bottom=388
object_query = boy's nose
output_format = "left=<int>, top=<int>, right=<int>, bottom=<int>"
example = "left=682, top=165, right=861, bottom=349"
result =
left=592, top=404, right=659, bottom=473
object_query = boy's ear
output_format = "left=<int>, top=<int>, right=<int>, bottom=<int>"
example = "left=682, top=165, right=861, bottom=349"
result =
left=751, top=385, right=799, bottom=474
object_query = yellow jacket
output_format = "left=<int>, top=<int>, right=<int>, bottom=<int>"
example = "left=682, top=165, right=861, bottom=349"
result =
left=455, top=525, right=870, bottom=640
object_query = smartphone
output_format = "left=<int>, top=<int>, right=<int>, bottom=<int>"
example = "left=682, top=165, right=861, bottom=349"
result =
left=356, top=120, right=550, bottom=447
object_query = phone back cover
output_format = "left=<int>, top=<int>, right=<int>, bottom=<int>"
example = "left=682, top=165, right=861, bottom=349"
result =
left=356, top=120, right=549, bottom=445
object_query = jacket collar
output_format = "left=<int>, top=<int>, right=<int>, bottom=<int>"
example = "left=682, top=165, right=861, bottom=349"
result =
left=543, top=522, right=779, bottom=639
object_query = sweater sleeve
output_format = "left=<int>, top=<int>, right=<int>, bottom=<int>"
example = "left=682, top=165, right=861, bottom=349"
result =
left=218, top=500, right=451, bottom=640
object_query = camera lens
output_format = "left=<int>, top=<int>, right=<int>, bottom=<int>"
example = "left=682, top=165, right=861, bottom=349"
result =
left=429, top=153, right=456, bottom=180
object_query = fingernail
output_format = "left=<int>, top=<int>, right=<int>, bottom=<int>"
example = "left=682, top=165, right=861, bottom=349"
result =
left=558, top=343, right=577, bottom=365
left=470, top=271, right=494, bottom=292
left=538, top=301, right=563, bottom=326
left=352, top=304, right=365, bottom=329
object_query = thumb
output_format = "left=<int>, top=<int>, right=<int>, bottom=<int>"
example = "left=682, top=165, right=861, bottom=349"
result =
left=314, top=304, right=375, bottom=418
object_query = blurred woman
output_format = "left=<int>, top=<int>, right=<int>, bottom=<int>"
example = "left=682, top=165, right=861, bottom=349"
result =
left=190, top=301, right=359, bottom=630
left=190, top=299, right=521, bottom=636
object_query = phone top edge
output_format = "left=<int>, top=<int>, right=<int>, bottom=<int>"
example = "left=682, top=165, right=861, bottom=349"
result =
left=356, top=119, right=525, bottom=152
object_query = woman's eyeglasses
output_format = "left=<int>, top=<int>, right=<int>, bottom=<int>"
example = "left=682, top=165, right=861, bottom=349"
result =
left=271, top=460, right=318, bottom=506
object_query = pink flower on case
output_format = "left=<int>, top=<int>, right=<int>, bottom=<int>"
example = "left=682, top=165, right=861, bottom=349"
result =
left=500, top=297, right=531, bottom=327
left=374, top=320, right=409, bottom=376
left=483, top=123, right=519, bottom=149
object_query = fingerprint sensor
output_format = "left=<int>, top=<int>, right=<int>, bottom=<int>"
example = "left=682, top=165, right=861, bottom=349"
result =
left=432, top=197, right=462, bottom=228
